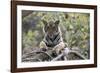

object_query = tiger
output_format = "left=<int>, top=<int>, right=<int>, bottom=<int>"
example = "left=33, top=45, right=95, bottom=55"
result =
left=39, top=20, right=65, bottom=54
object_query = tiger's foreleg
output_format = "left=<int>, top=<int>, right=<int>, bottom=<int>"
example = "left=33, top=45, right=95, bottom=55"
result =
left=53, top=42, right=65, bottom=54
left=39, top=41, right=48, bottom=51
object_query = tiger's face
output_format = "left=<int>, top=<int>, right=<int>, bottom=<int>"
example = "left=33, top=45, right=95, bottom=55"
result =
left=43, top=20, right=60, bottom=38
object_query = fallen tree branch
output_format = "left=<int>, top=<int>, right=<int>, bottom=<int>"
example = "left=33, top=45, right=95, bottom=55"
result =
left=51, top=50, right=86, bottom=61
left=22, top=49, right=53, bottom=60
left=69, top=50, right=86, bottom=59
left=22, top=48, right=87, bottom=62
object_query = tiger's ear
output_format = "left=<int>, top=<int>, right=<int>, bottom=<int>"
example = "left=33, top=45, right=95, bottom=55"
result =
left=42, top=20, right=47, bottom=25
left=55, top=20, right=60, bottom=26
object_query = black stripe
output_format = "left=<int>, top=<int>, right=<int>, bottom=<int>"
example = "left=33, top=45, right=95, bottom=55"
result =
left=53, top=32, right=59, bottom=41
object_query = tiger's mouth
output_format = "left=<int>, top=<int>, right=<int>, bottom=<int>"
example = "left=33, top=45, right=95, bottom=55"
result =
left=48, top=33, right=54, bottom=39
left=47, top=32, right=59, bottom=39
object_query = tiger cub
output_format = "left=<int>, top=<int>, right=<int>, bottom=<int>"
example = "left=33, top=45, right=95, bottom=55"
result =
left=39, top=20, right=65, bottom=54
